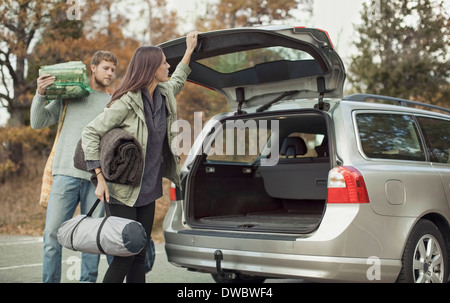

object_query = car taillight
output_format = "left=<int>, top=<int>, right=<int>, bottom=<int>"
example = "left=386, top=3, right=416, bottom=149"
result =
left=327, top=166, right=370, bottom=204
left=170, top=182, right=177, bottom=201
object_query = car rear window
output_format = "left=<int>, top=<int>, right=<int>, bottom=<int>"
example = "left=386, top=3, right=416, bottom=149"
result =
left=417, top=116, right=450, bottom=164
left=356, top=113, right=426, bottom=161
left=197, top=46, right=314, bottom=74
left=204, top=114, right=328, bottom=164
left=204, top=118, right=277, bottom=164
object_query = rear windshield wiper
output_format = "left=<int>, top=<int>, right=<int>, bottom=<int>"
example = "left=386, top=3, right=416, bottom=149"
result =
left=256, top=91, right=299, bottom=112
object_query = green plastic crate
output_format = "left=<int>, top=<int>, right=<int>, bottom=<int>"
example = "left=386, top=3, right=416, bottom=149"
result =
left=39, top=61, right=92, bottom=101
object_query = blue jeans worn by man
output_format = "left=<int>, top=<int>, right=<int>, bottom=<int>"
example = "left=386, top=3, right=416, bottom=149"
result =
left=42, top=175, right=104, bottom=283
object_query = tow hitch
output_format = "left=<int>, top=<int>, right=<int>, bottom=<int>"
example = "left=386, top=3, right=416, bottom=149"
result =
left=214, top=250, right=236, bottom=280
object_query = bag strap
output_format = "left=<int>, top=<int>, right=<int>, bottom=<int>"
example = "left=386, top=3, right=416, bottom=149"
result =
left=39, top=100, right=69, bottom=208
left=69, top=198, right=101, bottom=251
left=69, top=215, right=87, bottom=251
left=96, top=216, right=109, bottom=254
left=53, top=100, right=69, bottom=144
left=88, top=198, right=109, bottom=254
left=86, top=199, right=101, bottom=217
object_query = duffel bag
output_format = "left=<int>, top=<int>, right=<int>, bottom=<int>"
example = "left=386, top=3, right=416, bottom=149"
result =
left=57, top=199, right=147, bottom=257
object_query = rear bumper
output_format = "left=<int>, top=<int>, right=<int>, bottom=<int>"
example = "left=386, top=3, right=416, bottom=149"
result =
left=164, top=242, right=401, bottom=282
left=163, top=203, right=414, bottom=282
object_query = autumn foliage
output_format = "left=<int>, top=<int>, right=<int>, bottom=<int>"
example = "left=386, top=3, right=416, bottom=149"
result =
left=0, top=0, right=449, bottom=236
left=0, top=0, right=305, bottom=235
left=0, top=0, right=177, bottom=176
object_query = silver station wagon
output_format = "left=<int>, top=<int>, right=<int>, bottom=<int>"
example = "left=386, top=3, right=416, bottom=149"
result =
left=159, top=26, right=450, bottom=283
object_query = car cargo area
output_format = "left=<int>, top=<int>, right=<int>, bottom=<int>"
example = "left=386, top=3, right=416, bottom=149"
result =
left=186, top=111, right=331, bottom=233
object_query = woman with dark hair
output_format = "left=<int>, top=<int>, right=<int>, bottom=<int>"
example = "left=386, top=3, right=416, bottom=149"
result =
left=81, top=31, right=198, bottom=283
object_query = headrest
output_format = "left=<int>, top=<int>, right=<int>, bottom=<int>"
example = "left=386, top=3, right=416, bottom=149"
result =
left=280, top=137, right=307, bottom=158
left=315, top=137, right=328, bottom=157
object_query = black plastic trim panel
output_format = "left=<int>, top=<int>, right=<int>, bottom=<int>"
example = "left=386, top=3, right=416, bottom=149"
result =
left=178, top=229, right=304, bottom=241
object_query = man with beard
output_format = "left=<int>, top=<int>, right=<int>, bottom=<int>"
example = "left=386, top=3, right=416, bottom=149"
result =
left=31, top=51, right=118, bottom=283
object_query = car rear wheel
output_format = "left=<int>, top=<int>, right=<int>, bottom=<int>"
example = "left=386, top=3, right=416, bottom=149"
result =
left=397, top=219, right=448, bottom=283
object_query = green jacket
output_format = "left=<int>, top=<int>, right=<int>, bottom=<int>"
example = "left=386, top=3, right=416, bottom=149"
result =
left=82, top=62, right=191, bottom=207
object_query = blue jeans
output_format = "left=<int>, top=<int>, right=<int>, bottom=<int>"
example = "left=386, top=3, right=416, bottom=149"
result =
left=42, top=175, right=104, bottom=283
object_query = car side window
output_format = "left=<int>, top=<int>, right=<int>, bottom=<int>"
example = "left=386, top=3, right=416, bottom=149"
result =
left=416, top=116, right=450, bottom=164
left=356, top=113, right=425, bottom=161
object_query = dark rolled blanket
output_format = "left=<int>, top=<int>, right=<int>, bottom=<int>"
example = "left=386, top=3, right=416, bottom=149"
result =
left=74, top=128, right=143, bottom=187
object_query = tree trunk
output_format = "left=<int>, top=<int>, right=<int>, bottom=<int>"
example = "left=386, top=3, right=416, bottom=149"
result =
left=8, top=54, right=28, bottom=175
left=7, top=108, right=25, bottom=176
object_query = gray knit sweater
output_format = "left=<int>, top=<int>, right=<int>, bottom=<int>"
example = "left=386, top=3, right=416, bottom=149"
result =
left=30, top=90, right=111, bottom=180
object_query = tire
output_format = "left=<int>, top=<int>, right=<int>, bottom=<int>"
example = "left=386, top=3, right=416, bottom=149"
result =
left=397, top=219, right=448, bottom=283
left=211, top=273, right=266, bottom=283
